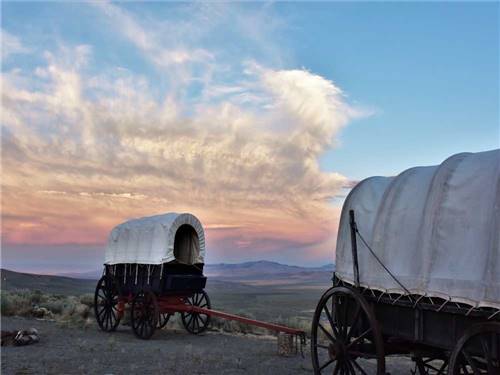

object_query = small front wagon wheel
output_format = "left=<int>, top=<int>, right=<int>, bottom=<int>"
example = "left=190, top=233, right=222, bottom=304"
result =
left=181, top=291, right=211, bottom=334
left=311, top=286, right=386, bottom=375
left=131, top=291, right=158, bottom=340
left=94, top=276, right=121, bottom=332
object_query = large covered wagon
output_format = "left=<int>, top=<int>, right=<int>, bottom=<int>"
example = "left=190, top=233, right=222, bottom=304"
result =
left=311, top=149, right=500, bottom=374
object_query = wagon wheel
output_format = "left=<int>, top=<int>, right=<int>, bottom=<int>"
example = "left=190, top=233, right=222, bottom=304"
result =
left=131, top=291, right=159, bottom=340
left=157, top=312, right=171, bottom=329
left=448, top=322, right=500, bottom=375
left=94, top=275, right=121, bottom=332
left=311, top=286, right=386, bottom=375
left=181, top=290, right=211, bottom=334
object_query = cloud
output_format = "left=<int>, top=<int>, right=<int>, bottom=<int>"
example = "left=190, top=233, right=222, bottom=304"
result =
left=1, top=29, right=30, bottom=59
left=1, top=3, right=370, bottom=265
left=92, top=2, right=215, bottom=69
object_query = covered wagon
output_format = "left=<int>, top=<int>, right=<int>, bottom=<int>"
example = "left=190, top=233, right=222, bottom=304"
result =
left=94, top=213, right=212, bottom=339
left=311, top=149, right=500, bottom=374
left=95, top=212, right=306, bottom=344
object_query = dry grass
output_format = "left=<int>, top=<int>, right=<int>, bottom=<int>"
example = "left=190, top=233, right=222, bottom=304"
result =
left=1, top=289, right=94, bottom=326
left=1, top=289, right=311, bottom=337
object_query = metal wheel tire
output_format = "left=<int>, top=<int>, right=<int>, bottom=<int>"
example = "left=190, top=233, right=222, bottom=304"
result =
left=94, top=275, right=121, bottom=332
left=157, top=312, right=171, bottom=329
left=181, top=290, right=211, bottom=334
left=131, top=291, right=159, bottom=340
left=311, top=286, right=386, bottom=374
left=448, top=322, right=500, bottom=375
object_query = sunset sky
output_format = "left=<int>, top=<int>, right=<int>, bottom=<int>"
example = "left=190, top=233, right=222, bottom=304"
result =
left=1, top=2, right=498, bottom=274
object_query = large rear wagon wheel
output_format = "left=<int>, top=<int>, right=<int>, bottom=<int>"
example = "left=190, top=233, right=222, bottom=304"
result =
left=181, top=290, right=211, bottom=334
left=311, top=286, right=386, bottom=375
left=131, top=291, right=159, bottom=340
left=448, top=322, right=500, bottom=375
left=94, top=276, right=121, bottom=332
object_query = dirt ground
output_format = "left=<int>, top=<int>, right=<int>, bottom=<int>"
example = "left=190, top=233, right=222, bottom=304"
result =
left=1, top=316, right=414, bottom=374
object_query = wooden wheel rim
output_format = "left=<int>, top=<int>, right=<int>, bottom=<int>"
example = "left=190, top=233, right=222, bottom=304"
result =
left=448, top=322, right=500, bottom=375
left=311, top=286, right=386, bottom=375
left=131, top=291, right=159, bottom=340
left=94, top=276, right=121, bottom=332
left=181, top=291, right=211, bottom=334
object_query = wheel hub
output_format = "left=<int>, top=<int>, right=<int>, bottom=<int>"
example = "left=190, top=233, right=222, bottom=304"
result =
left=329, top=341, right=346, bottom=361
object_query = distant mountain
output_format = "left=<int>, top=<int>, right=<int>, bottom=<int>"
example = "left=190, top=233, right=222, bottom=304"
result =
left=205, top=260, right=334, bottom=277
left=318, top=263, right=335, bottom=271
left=204, top=260, right=334, bottom=287
left=57, top=260, right=335, bottom=282
left=0, top=268, right=263, bottom=296
left=2, top=259, right=334, bottom=296
left=1, top=268, right=96, bottom=295
left=58, top=269, right=103, bottom=280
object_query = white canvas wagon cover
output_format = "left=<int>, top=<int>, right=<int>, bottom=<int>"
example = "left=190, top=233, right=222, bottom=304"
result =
left=336, top=149, right=500, bottom=309
left=105, top=213, right=205, bottom=265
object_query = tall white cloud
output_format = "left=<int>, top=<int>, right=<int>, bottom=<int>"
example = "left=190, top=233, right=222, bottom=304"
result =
left=1, top=3, right=369, bottom=263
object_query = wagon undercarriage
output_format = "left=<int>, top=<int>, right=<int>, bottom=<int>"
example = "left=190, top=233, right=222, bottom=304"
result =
left=94, top=272, right=306, bottom=344
left=311, top=281, right=500, bottom=374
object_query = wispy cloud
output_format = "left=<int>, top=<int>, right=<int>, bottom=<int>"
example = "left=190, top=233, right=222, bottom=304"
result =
left=1, top=3, right=370, bottom=263
left=1, top=29, right=30, bottom=59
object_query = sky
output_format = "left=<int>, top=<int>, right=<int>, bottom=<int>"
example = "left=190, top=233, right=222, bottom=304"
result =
left=1, top=2, right=499, bottom=274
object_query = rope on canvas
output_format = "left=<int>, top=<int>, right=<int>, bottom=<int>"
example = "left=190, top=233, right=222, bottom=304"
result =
left=354, top=228, right=416, bottom=304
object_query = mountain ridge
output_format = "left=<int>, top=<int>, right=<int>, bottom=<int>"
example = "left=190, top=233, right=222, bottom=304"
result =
left=55, top=260, right=335, bottom=280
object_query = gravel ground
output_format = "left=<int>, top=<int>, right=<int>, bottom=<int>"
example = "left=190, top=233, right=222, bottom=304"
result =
left=2, top=316, right=414, bottom=374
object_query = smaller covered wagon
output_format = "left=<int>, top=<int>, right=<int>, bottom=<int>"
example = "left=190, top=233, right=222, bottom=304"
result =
left=95, top=212, right=306, bottom=345
left=95, top=213, right=211, bottom=339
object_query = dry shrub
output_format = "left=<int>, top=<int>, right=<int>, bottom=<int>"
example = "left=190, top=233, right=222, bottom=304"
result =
left=79, top=293, right=94, bottom=307
left=40, top=299, right=65, bottom=315
left=2, top=290, right=94, bottom=326
left=1, top=290, right=35, bottom=316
